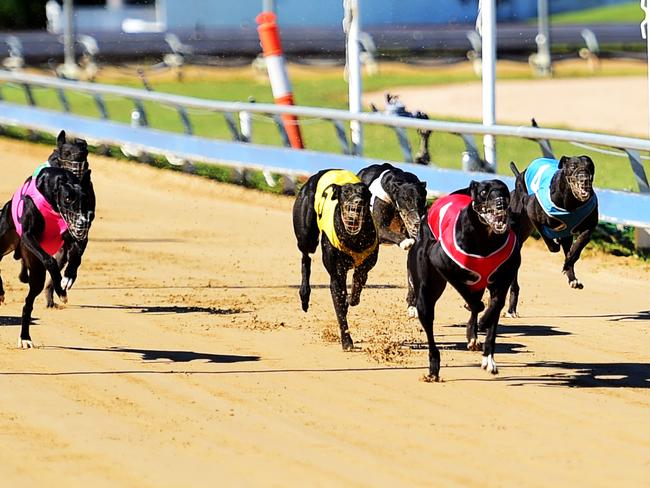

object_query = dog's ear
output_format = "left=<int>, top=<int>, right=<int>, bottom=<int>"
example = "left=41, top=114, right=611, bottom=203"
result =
left=469, top=180, right=479, bottom=199
left=419, top=181, right=427, bottom=190
left=558, top=156, right=569, bottom=169
left=57, top=130, right=66, bottom=149
left=331, top=184, right=341, bottom=201
left=81, top=169, right=92, bottom=185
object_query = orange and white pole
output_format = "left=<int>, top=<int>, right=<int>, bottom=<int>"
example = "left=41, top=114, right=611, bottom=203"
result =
left=256, top=11, right=304, bottom=149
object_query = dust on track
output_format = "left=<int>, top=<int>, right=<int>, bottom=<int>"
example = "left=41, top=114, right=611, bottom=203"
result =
left=0, top=137, right=648, bottom=487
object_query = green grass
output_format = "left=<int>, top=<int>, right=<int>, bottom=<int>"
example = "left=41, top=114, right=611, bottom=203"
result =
left=550, top=1, right=642, bottom=24
left=1, top=63, right=648, bottom=193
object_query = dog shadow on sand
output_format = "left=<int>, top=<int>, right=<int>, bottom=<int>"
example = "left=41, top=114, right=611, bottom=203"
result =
left=0, top=315, right=34, bottom=326
left=51, top=345, right=261, bottom=364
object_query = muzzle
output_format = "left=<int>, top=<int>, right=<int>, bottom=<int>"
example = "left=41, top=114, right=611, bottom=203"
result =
left=60, top=207, right=92, bottom=241
left=58, top=158, right=88, bottom=180
left=473, top=196, right=509, bottom=234
left=398, top=208, right=421, bottom=239
left=340, top=198, right=365, bottom=235
left=567, top=171, right=593, bottom=202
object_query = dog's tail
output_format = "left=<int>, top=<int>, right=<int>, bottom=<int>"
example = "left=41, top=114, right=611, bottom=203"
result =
left=509, top=161, right=521, bottom=177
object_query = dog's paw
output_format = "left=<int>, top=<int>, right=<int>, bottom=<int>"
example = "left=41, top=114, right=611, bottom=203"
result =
left=420, top=374, right=441, bottom=383
left=481, top=355, right=499, bottom=375
left=399, top=238, right=415, bottom=251
left=341, top=332, right=355, bottom=351
left=347, top=295, right=360, bottom=307
left=407, top=306, right=418, bottom=319
left=569, top=279, right=584, bottom=289
left=503, top=310, right=519, bottom=319
left=59, top=293, right=68, bottom=304
left=467, top=338, right=482, bottom=351
left=0, top=294, right=4, bottom=305
left=19, top=338, right=34, bottom=349
left=61, top=276, right=75, bottom=291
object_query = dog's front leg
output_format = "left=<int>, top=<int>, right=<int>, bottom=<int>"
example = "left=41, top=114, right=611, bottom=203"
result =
left=375, top=203, right=412, bottom=248
left=62, top=238, right=86, bottom=290
left=45, top=246, right=67, bottom=308
left=561, top=229, right=592, bottom=289
left=478, top=286, right=508, bottom=375
left=328, top=263, right=354, bottom=351
left=348, top=251, right=377, bottom=307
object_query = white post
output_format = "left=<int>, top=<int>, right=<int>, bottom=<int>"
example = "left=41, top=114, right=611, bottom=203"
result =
left=63, top=0, right=76, bottom=72
left=481, top=0, right=497, bottom=170
left=346, top=0, right=363, bottom=156
left=263, top=0, right=276, bottom=12
left=536, top=0, right=552, bottom=76
left=58, top=0, right=80, bottom=79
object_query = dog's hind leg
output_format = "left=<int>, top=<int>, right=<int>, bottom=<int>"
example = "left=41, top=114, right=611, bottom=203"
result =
left=505, top=269, right=521, bottom=318
left=292, top=184, right=320, bottom=312
left=19, top=257, right=46, bottom=349
left=460, top=291, right=485, bottom=351
left=415, top=258, right=447, bottom=382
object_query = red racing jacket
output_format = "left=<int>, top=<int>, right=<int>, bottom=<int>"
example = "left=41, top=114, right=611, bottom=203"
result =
left=427, top=193, right=516, bottom=292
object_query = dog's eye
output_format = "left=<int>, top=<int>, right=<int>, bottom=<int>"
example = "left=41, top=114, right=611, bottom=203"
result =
left=480, top=190, right=487, bottom=197
left=64, top=196, right=71, bottom=204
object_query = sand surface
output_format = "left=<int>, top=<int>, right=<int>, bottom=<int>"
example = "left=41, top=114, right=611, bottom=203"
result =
left=0, top=138, right=648, bottom=487
left=365, top=75, right=650, bottom=137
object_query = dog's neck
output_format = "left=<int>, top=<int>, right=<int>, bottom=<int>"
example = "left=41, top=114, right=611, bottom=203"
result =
left=333, top=208, right=376, bottom=252
left=458, top=206, right=508, bottom=254
left=550, top=170, right=590, bottom=210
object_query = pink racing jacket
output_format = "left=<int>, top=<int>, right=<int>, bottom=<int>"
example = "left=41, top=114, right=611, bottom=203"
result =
left=11, top=177, right=68, bottom=256
left=427, top=193, right=516, bottom=292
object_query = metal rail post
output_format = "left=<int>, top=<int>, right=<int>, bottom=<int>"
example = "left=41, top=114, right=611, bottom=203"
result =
left=345, top=0, right=363, bottom=156
left=60, top=0, right=79, bottom=79
left=479, top=0, right=497, bottom=171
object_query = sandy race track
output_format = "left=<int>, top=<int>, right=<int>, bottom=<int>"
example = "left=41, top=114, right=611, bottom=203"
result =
left=0, top=138, right=648, bottom=487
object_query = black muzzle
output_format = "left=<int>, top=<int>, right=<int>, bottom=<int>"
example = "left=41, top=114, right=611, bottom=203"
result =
left=567, top=170, right=593, bottom=202
left=60, top=207, right=92, bottom=241
left=341, top=198, right=365, bottom=235
left=399, top=208, right=421, bottom=239
left=59, top=158, right=88, bottom=180
left=473, top=196, right=509, bottom=234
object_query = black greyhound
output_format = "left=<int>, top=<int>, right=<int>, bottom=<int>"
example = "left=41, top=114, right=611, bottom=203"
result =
left=0, top=166, right=93, bottom=348
left=357, top=162, right=427, bottom=250
left=507, top=156, right=598, bottom=317
left=42, top=131, right=96, bottom=308
left=293, top=169, right=378, bottom=350
left=407, top=180, right=520, bottom=382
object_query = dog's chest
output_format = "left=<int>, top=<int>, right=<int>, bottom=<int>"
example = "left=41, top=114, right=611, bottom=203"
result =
left=428, top=194, right=516, bottom=291
left=524, top=158, right=597, bottom=238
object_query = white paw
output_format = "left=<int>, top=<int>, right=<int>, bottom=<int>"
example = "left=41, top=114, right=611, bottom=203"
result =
left=61, top=277, right=74, bottom=291
left=19, top=339, right=34, bottom=349
left=399, top=238, right=415, bottom=251
left=467, top=338, right=482, bottom=351
left=569, top=279, right=584, bottom=289
left=407, top=306, right=418, bottom=319
left=481, top=355, right=498, bottom=374
left=503, top=311, right=519, bottom=318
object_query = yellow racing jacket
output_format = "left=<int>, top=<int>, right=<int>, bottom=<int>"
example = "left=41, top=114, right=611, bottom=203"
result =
left=314, top=170, right=377, bottom=267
